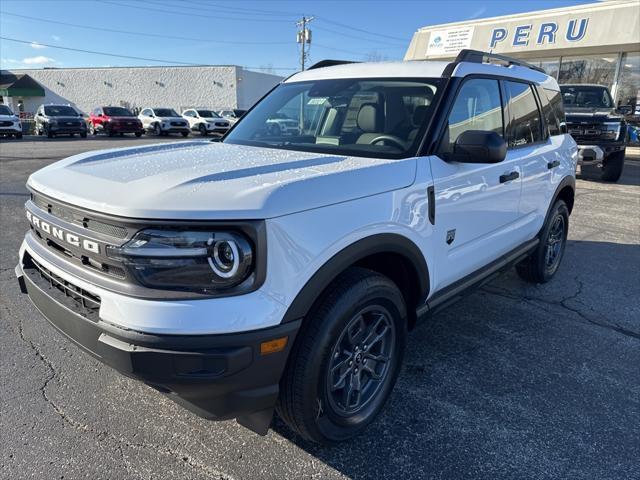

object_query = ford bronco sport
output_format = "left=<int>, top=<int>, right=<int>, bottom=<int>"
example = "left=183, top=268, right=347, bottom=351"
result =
left=16, top=50, right=577, bottom=444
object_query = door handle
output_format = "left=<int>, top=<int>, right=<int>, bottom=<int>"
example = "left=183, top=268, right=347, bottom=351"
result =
left=499, top=171, right=519, bottom=183
left=547, top=160, right=560, bottom=169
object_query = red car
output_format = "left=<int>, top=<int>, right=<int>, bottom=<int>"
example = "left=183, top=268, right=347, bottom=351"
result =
left=88, top=106, right=144, bottom=137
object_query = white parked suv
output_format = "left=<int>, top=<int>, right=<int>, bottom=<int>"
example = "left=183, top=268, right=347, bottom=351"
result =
left=16, top=51, right=577, bottom=444
left=138, top=107, right=190, bottom=136
left=182, top=108, right=231, bottom=136
left=0, top=104, right=22, bottom=138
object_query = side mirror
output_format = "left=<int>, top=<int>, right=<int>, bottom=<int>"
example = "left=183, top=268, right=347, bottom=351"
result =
left=448, top=130, right=507, bottom=164
left=616, top=105, right=632, bottom=116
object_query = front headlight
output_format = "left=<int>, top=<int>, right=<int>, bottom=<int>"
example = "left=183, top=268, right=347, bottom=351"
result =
left=49, top=119, right=58, bottom=126
left=107, top=229, right=254, bottom=293
left=602, top=122, right=621, bottom=140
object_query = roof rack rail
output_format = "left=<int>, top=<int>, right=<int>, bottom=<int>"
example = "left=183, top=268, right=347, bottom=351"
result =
left=444, top=49, right=546, bottom=77
left=307, top=59, right=360, bottom=70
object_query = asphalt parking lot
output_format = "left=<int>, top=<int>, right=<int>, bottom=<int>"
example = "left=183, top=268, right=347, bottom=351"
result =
left=1, top=136, right=639, bottom=480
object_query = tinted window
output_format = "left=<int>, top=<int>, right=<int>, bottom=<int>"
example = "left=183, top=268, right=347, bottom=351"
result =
left=44, top=105, right=78, bottom=117
left=0, top=105, right=13, bottom=115
left=505, top=81, right=543, bottom=147
left=539, top=88, right=565, bottom=136
left=154, top=108, right=179, bottom=117
left=442, top=78, right=503, bottom=152
left=559, top=85, right=613, bottom=109
left=197, top=110, right=219, bottom=118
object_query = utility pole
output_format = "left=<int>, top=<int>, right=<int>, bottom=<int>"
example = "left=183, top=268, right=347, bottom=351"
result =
left=296, top=16, right=313, bottom=131
left=296, top=16, right=313, bottom=71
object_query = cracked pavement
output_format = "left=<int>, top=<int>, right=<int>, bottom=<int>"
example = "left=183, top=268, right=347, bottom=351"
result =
left=1, top=138, right=639, bottom=480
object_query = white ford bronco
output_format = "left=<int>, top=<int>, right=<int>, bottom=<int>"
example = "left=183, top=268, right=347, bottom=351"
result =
left=16, top=50, right=577, bottom=444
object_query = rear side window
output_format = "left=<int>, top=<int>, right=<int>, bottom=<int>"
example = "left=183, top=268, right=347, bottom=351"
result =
left=543, top=88, right=565, bottom=136
left=504, top=81, right=543, bottom=147
left=442, top=78, right=503, bottom=153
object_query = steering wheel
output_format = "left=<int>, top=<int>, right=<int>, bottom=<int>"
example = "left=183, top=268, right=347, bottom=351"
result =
left=368, top=135, right=407, bottom=150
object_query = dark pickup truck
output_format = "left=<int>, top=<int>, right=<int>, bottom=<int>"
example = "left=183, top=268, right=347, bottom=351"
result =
left=560, top=84, right=629, bottom=182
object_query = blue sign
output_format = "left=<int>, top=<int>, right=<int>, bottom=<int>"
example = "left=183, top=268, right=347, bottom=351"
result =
left=490, top=18, right=588, bottom=49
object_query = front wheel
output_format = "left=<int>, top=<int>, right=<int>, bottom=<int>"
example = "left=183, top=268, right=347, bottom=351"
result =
left=277, top=267, right=407, bottom=444
left=80, top=131, right=87, bottom=138
left=516, top=199, right=569, bottom=284
left=601, top=150, right=625, bottom=182
left=135, top=131, right=142, bottom=138
left=199, top=124, right=208, bottom=136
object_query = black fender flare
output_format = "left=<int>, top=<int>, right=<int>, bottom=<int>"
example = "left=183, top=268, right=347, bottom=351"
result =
left=550, top=175, right=576, bottom=214
left=281, top=233, right=430, bottom=323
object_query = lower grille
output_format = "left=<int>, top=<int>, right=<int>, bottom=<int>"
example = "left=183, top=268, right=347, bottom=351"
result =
left=0, top=121, right=13, bottom=127
left=170, top=121, right=186, bottom=127
left=25, top=254, right=101, bottom=317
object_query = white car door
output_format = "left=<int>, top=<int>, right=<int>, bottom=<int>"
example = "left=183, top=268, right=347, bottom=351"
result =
left=429, top=77, right=523, bottom=291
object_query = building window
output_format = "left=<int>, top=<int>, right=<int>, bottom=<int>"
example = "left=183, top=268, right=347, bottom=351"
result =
left=558, top=55, right=619, bottom=91
left=528, top=58, right=560, bottom=79
left=616, top=52, right=640, bottom=113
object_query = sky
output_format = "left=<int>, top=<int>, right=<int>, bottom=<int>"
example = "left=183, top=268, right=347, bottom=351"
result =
left=1, top=0, right=597, bottom=74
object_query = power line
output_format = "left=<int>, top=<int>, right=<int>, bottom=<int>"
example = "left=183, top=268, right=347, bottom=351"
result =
left=0, top=11, right=291, bottom=45
left=0, top=36, right=299, bottom=71
left=166, top=0, right=300, bottom=18
left=312, top=24, right=405, bottom=47
left=99, top=0, right=292, bottom=23
left=315, top=17, right=407, bottom=43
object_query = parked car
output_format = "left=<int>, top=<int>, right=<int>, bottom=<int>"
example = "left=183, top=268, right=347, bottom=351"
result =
left=88, top=106, right=143, bottom=137
left=182, top=109, right=231, bottom=136
left=0, top=104, right=22, bottom=139
left=16, top=50, right=577, bottom=445
left=266, top=113, right=300, bottom=136
left=34, top=104, right=87, bottom=138
left=560, top=84, right=628, bottom=182
left=218, top=109, right=246, bottom=124
left=138, top=108, right=190, bottom=136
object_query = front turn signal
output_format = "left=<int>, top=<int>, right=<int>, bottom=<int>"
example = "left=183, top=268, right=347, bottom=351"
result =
left=260, top=336, right=288, bottom=355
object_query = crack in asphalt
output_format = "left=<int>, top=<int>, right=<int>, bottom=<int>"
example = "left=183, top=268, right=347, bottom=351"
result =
left=482, top=277, right=640, bottom=341
left=14, top=314, right=236, bottom=480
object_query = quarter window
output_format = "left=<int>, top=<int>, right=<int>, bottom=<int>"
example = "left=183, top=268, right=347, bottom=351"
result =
left=539, top=88, right=565, bottom=136
left=504, top=81, right=543, bottom=147
left=442, top=78, right=503, bottom=153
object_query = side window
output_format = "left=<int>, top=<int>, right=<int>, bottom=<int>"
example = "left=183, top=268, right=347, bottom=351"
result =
left=504, top=81, right=543, bottom=147
left=141, top=109, right=150, bottom=116
left=545, top=88, right=565, bottom=136
left=442, top=78, right=503, bottom=152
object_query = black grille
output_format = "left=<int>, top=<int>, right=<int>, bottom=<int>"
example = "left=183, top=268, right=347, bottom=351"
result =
left=32, top=194, right=128, bottom=239
left=25, top=255, right=101, bottom=317
left=170, top=121, right=187, bottom=127
left=215, top=122, right=229, bottom=127
left=0, top=121, right=13, bottom=127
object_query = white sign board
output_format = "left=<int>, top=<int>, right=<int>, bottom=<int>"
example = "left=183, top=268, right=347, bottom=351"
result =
left=426, top=27, right=474, bottom=56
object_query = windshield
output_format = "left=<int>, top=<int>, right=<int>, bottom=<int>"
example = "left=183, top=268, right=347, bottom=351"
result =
left=560, top=85, right=614, bottom=109
left=0, top=105, right=13, bottom=115
left=197, top=110, right=220, bottom=118
left=220, top=110, right=234, bottom=117
left=224, top=78, right=441, bottom=158
left=44, top=105, right=78, bottom=117
left=103, top=106, right=134, bottom=116
left=154, top=108, right=179, bottom=117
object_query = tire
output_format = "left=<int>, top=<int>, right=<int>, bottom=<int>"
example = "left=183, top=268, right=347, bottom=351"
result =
left=80, top=131, right=87, bottom=138
left=516, top=199, right=569, bottom=284
left=601, top=150, right=625, bottom=182
left=107, top=125, right=114, bottom=137
left=46, top=127, right=54, bottom=139
left=181, top=131, right=189, bottom=137
left=135, top=132, right=142, bottom=138
left=16, top=132, right=23, bottom=139
left=70, top=133, right=74, bottom=137
left=199, top=124, right=207, bottom=136
left=152, top=123, right=161, bottom=136
left=277, top=267, right=407, bottom=444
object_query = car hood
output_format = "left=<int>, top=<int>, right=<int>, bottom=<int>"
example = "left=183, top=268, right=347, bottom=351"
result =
left=0, top=115, right=18, bottom=121
left=157, top=116, right=186, bottom=122
left=109, top=116, right=140, bottom=122
left=27, top=141, right=416, bottom=220
left=50, top=116, right=83, bottom=122
left=564, top=107, right=623, bottom=123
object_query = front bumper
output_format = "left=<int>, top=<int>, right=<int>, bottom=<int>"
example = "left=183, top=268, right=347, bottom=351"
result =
left=110, top=123, right=143, bottom=133
left=50, top=125, right=86, bottom=134
left=15, top=256, right=300, bottom=433
left=0, top=125, right=21, bottom=134
left=577, top=142, right=625, bottom=165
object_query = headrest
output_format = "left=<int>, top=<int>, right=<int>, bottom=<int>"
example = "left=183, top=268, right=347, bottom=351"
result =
left=412, top=105, right=428, bottom=126
left=357, top=104, right=379, bottom=133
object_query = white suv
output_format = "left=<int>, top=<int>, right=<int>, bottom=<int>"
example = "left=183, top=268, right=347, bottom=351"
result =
left=16, top=50, right=577, bottom=444
left=138, top=107, right=190, bottom=136
left=182, top=109, right=230, bottom=136
left=0, top=104, right=22, bottom=139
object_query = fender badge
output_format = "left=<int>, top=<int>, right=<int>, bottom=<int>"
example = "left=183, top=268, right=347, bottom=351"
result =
left=446, top=229, right=456, bottom=245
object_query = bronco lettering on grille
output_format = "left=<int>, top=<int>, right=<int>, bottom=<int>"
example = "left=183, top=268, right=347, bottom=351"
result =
left=26, top=210, right=100, bottom=254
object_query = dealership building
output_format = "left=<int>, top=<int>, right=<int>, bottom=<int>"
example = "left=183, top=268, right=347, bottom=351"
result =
left=405, top=0, right=640, bottom=113
left=0, top=65, right=282, bottom=116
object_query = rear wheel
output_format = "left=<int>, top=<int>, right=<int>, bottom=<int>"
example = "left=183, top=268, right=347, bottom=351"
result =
left=277, top=267, right=407, bottom=444
left=199, top=124, right=207, bottom=136
left=601, top=150, right=625, bottom=182
left=80, top=131, right=87, bottom=138
left=135, top=131, right=142, bottom=138
left=516, top=199, right=569, bottom=284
